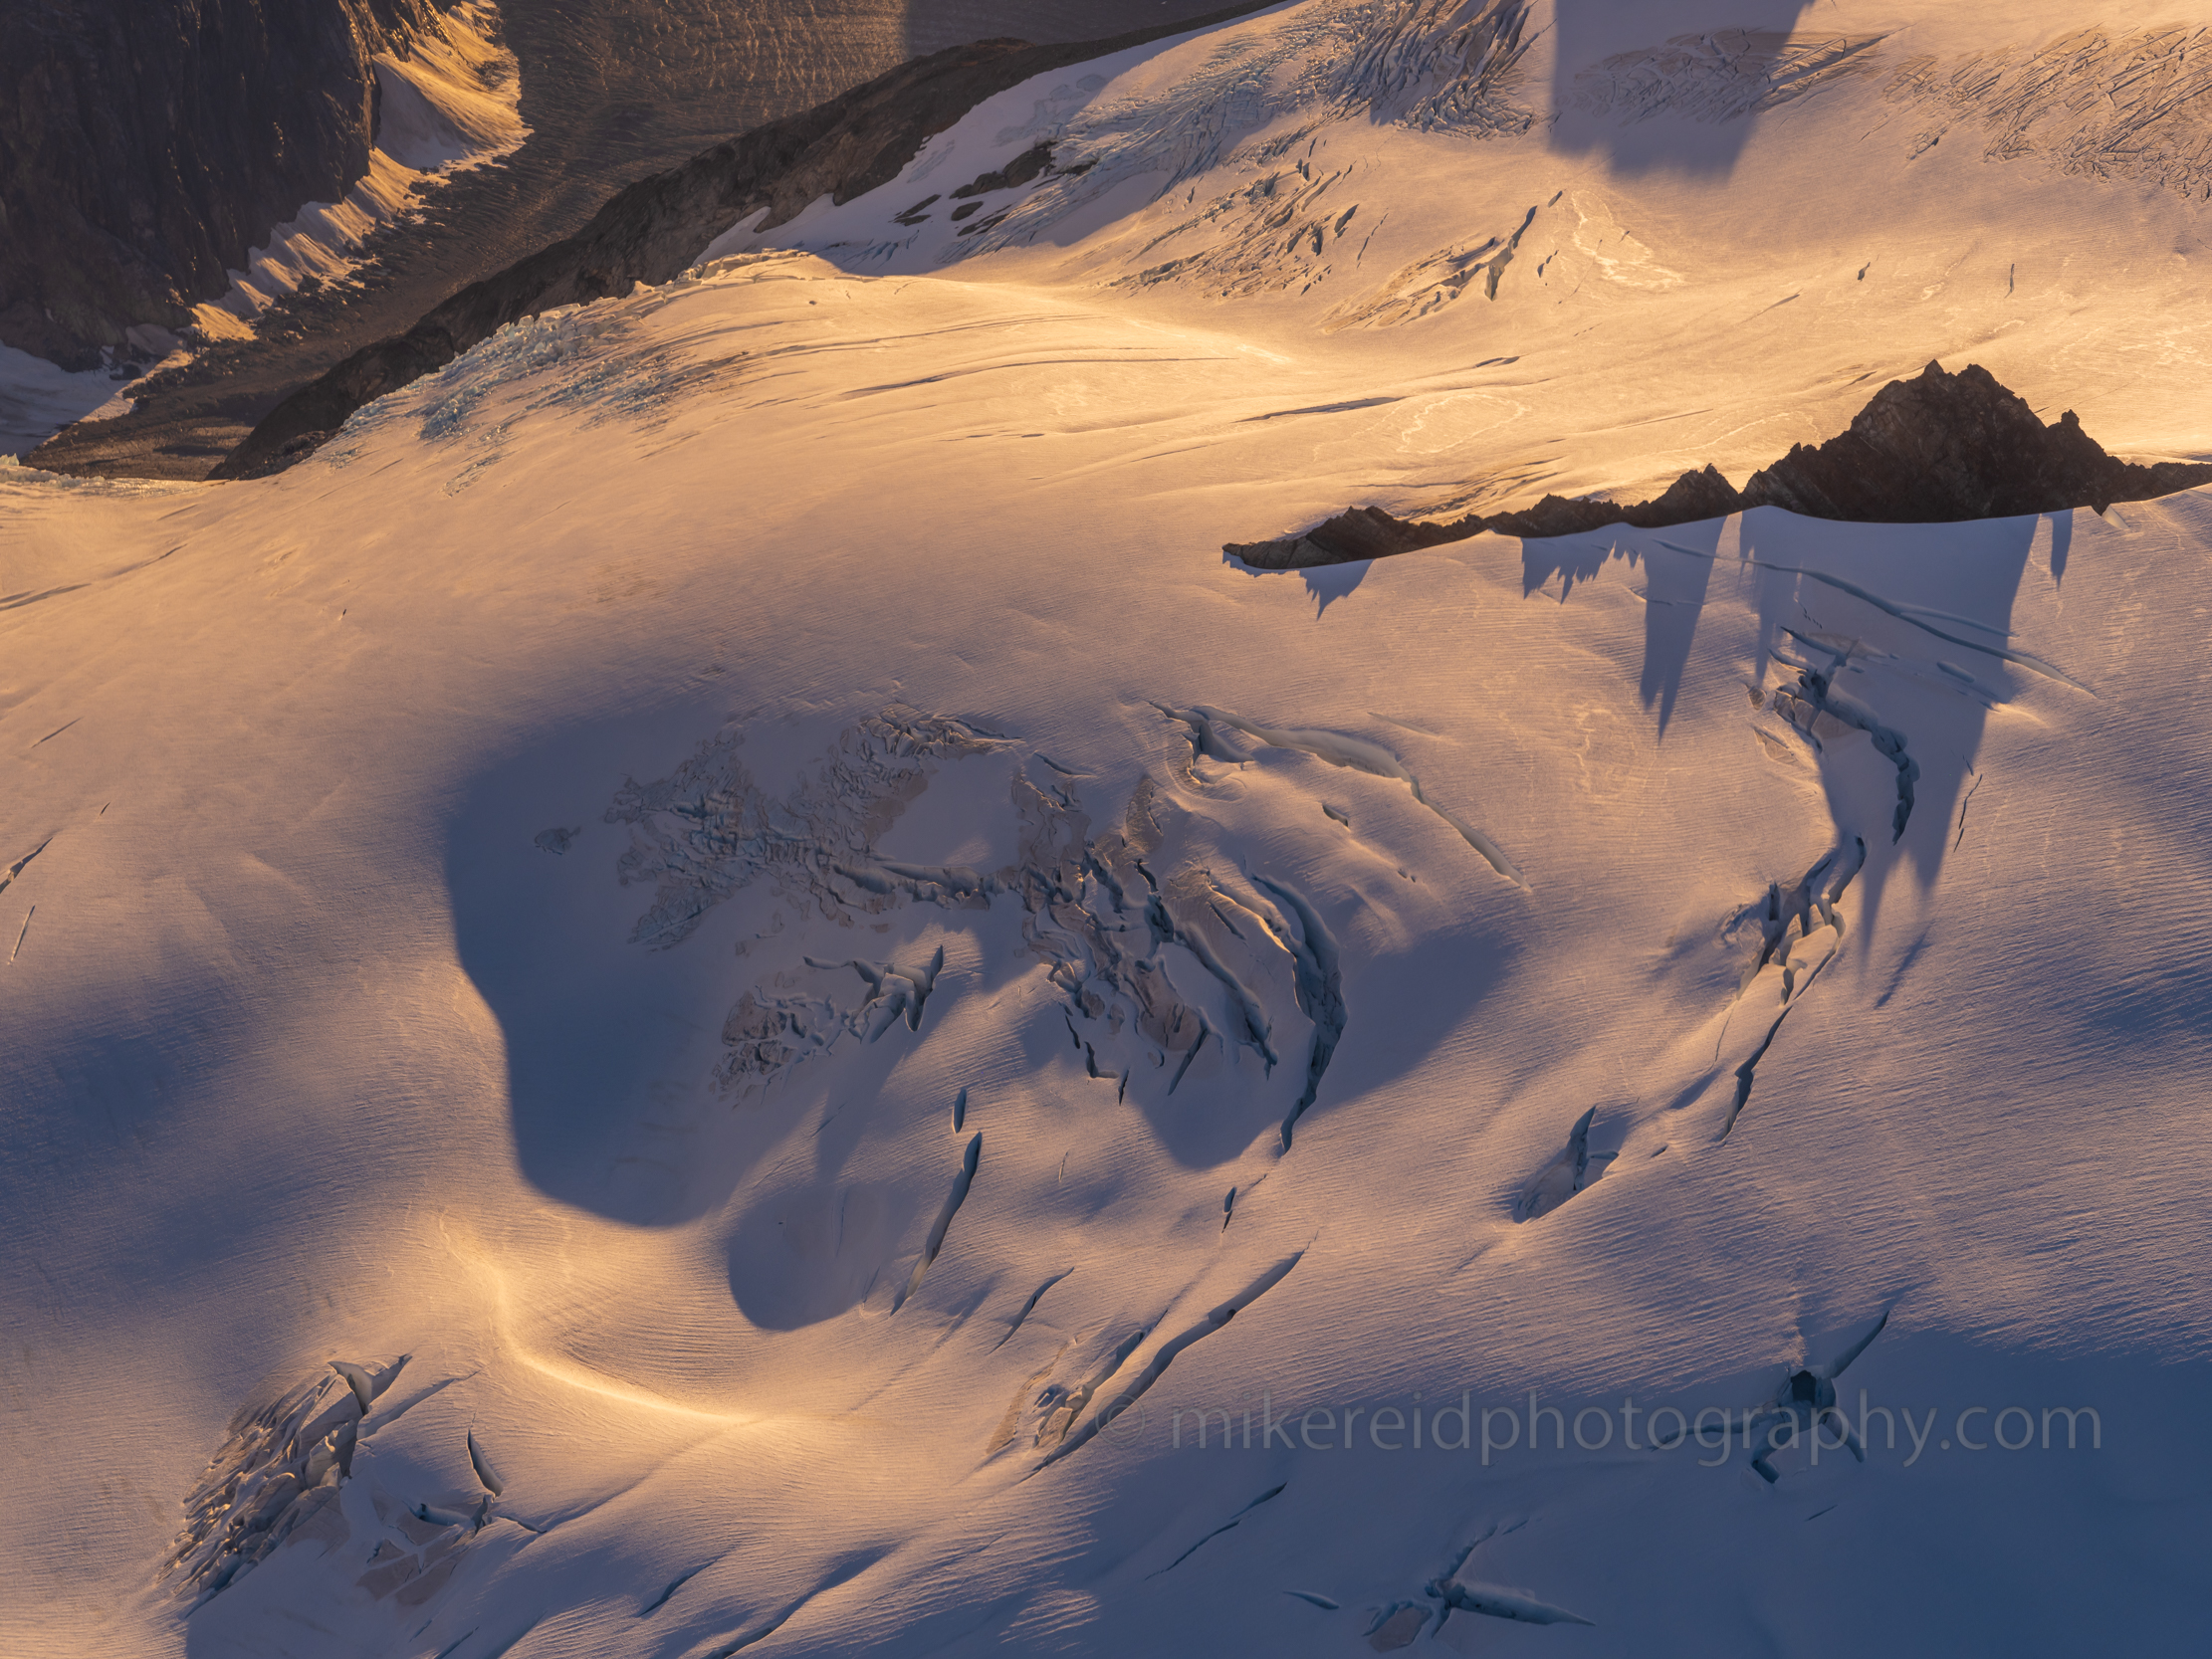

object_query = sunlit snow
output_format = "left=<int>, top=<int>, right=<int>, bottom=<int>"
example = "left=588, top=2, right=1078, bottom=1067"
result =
left=3, top=3, right=2207, bottom=1655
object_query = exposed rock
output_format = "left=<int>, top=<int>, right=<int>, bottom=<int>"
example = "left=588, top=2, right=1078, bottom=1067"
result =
left=212, top=2, right=1279, bottom=480
left=22, top=0, right=1258, bottom=476
left=228, top=429, right=341, bottom=480
left=953, top=140, right=1053, bottom=198
left=0, top=0, right=445, bottom=369
left=1226, top=363, right=2212, bottom=566
left=1740, top=361, right=2212, bottom=520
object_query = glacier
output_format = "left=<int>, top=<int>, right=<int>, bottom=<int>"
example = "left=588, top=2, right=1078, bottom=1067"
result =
left=2, top=2, right=2208, bottom=1655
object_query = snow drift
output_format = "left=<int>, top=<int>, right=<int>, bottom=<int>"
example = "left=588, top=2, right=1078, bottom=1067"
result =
left=3, top=3, right=2208, bottom=1656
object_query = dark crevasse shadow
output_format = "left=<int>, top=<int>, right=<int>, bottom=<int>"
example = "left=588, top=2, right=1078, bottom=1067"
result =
left=1548, top=0, right=1825, bottom=177
left=710, top=850, right=1509, bottom=1327
left=1513, top=507, right=2045, bottom=961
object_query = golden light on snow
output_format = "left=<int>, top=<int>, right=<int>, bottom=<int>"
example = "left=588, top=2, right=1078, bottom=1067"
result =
left=4, top=2, right=2209, bottom=1653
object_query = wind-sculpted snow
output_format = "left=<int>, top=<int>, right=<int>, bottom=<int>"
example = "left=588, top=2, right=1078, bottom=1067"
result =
left=935, top=0, right=1542, bottom=279
left=1111, top=160, right=1366, bottom=302
left=10, top=6, right=2212, bottom=1656
left=606, top=706, right=1009, bottom=953
left=1322, top=202, right=1539, bottom=330
left=167, top=1356, right=408, bottom=1605
left=1365, top=1522, right=1596, bottom=1646
left=1034, top=1252, right=1305, bottom=1467
left=1886, top=25, right=2212, bottom=201
left=1161, top=704, right=1527, bottom=887
left=1515, top=1106, right=1601, bottom=1221
left=321, top=302, right=749, bottom=487
left=599, top=704, right=1368, bottom=1135
left=1769, top=649, right=1919, bottom=843
left=1572, top=29, right=1887, bottom=125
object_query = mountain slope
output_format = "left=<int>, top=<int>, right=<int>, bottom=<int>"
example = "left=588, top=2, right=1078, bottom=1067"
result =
left=2, top=3, right=2208, bottom=1655
left=0, top=0, right=450, bottom=370
left=13, top=0, right=1259, bottom=474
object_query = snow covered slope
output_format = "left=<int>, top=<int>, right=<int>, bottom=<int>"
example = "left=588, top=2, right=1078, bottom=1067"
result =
left=3, top=3, right=2208, bottom=1656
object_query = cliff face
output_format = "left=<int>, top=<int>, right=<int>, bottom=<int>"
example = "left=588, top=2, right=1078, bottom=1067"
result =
left=0, top=0, right=444, bottom=370
left=211, top=1, right=1281, bottom=478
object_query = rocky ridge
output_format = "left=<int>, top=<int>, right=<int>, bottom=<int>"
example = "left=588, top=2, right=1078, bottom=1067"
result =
left=0, top=0, right=448, bottom=370
left=19, top=0, right=1246, bottom=476
left=1227, top=363, right=2212, bottom=565
left=210, top=2, right=1278, bottom=480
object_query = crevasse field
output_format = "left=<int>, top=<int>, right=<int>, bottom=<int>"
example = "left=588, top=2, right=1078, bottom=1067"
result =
left=4, top=2, right=2209, bottom=1654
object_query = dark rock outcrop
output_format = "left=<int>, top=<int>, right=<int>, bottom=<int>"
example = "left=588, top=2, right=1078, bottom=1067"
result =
left=1226, top=363, right=2212, bottom=567
left=212, top=1, right=1278, bottom=480
left=950, top=139, right=1061, bottom=198
left=1738, top=361, right=2212, bottom=520
left=22, top=0, right=1261, bottom=476
left=0, top=0, right=444, bottom=369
